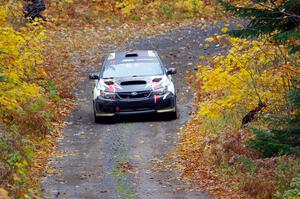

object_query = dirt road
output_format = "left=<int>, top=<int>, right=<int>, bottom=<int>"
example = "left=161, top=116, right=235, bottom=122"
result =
left=42, top=25, right=223, bottom=199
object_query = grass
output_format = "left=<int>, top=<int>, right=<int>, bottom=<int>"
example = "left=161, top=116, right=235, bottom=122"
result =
left=116, top=183, right=136, bottom=199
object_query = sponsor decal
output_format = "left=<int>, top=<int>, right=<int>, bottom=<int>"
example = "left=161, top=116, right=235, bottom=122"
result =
left=145, top=77, right=163, bottom=90
left=108, top=84, right=116, bottom=92
left=154, top=95, right=160, bottom=104
left=152, top=81, right=160, bottom=90
left=103, top=81, right=122, bottom=92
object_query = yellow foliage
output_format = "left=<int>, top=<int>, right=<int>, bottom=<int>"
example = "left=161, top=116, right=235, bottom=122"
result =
left=0, top=2, right=46, bottom=113
left=176, top=34, right=300, bottom=198
left=116, top=0, right=142, bottom=15
left=113, top=0, right=218, bottom=18
left=196, top=36, right=299, bottom=129
left=174, top=0, right=208, bottom=14
left=221, top=27, right=228, bottom=33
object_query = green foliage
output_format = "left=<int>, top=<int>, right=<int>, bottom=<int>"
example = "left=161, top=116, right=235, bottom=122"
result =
left=247, top=127, right=300, bottom=157
left=0, top=128, right=35, bottom=196
left=289, top=84, right=300, bottom=109
left=220, top=0, right=300, bottom=53
left=275, top=159, right=300, bottom=198
left=237, top=156, right=257, bottom=174
left=273, top=31, right=300, bottom=41
left=0, top=1, right=57, bottom=197
left=116, top=183, right=136, bottom=199
left=160, top=4, right=175, bottom=18
left=47, top=82, right=60, bottom=101
left=289, top=45, right=300, bottom=54
left=247, top=85, right=300, bottom=157
left=219, top=0, right=300, bottom=157
left=283, top=174, right=300, bottom=199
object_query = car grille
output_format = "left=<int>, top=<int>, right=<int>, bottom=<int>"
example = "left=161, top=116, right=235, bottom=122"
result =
left=117, top=91, right=151, bottom=99
left=120, top=107, right=152, bottom=112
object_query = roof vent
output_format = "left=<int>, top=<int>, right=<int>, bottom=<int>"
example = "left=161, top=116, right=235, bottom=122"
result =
left=125, top=53, right=138, bottom=58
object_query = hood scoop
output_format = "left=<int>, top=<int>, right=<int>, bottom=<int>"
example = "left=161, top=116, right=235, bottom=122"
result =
left=125, top=53, right=138, bottom=57
left=121, top=80, right=147, bottom=86
left=152, top=78, right=162, bottom=82
left=104, top=80, right=114, bottom=85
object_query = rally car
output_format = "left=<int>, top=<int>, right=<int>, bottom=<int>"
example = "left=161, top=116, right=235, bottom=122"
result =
left=89, top=50, right=178, bottom=123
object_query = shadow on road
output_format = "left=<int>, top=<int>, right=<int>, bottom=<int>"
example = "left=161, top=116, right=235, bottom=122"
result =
left=96, top=113, right=177, bottom=124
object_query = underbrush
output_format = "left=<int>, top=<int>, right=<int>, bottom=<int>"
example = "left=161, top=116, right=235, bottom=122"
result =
left=177, top=120, right=300, bottom=198
left=44, top=0, right=223, bottom=27
left=175, top=33, right=300, bottom=198
left=0, top=127, right=34, bottom=197
left=1, top=0, right=224, bottom=197
left=0, top=2, right=74, bottom=197
left=177, top=0, right=300, bottom=197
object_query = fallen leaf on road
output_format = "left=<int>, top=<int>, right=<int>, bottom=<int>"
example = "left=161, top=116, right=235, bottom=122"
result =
left=117, top=162, right=136, bottom=174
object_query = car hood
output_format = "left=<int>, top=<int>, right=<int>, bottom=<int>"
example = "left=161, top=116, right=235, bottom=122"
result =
left=98, top=76, right=166, bottom=93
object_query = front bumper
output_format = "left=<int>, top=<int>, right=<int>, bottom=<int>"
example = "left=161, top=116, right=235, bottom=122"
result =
left=94, top=92, right=176, bottom=117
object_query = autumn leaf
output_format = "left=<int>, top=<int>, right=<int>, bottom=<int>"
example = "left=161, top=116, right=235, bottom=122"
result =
left=221, top=27, right=228, bottom=33
left=205, top=37, right=214, bottom=42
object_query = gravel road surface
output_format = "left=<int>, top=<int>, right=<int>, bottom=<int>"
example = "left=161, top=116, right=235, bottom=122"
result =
left=42, top=24, right=225, bottom=199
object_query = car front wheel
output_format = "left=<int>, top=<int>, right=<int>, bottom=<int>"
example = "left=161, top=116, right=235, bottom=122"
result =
left=93, top=102, right=115, bottom=124
left=168, top=105, right=179, bottom=120
left=94, top=111, right=101, bottom=123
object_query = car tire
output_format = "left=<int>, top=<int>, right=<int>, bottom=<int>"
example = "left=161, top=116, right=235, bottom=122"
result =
left=94, top=112, right=115, bottom=124
left=94, top=113, right=101, bottom=123
left=165, top=103, right=179, bottom=120
left=93, top=107, right=101, bottom=123
left=93, top=104, right=115, bottom=124
left=93, top=101, right=108, bottom=124
left=169, top=107, right=179, bottom=120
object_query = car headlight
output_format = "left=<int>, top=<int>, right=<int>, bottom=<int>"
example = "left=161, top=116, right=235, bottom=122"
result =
left=99, top=90, right=116, bottom=99
left=152, top=85, right=168, bottom=95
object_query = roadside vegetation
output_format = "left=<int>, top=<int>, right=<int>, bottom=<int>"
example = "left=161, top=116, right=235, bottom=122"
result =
left=0, top=0, right=218, bottom=198
left=0, top=1, right=80, bottom=197
left=0, top=0, right=298, bottom=198
left=174, top=0, right=300, bottom=198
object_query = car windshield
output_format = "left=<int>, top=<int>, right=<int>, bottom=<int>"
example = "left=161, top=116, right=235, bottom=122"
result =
left=102, top=61, right=164, bottom=78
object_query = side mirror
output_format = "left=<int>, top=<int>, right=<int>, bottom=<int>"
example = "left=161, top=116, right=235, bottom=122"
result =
left=166, top=68, right=177, bottom=75
left=89, top=73, right=99, bottom=80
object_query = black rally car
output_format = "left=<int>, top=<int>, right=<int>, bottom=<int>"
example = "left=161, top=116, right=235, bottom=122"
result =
left=89, top=50, right=178, bottom=123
